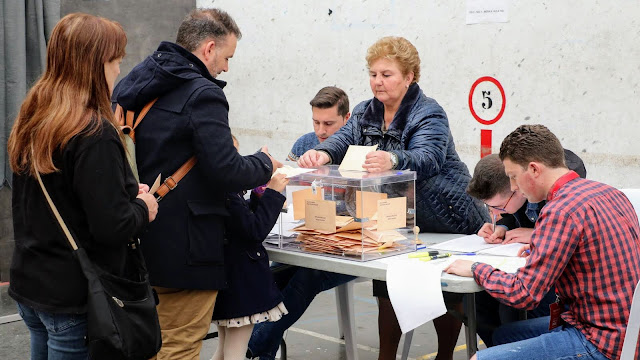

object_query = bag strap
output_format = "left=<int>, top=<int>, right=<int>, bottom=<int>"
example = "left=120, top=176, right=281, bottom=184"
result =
left=116, top=98, right=158, bottom=143
left=34, top=169, right=78, bottom=251
left=154, top=156, right=197, bottom=202
left=114, top=99, right=198, bottom=202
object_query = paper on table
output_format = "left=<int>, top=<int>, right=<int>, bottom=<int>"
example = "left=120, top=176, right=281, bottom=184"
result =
left=387, top=261, right=447, bottom=334
left=477, top=242, right=526, bottom=257
left=273, top=165, right=316, bottom=178
left=466, top=255, right=526, bottom=273
left=429, top=234, right=499, bottom=253
left=338, top=144, right=378, bottom=171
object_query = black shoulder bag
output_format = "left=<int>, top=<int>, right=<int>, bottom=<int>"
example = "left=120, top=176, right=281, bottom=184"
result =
left=35, top=170, right=162, bottom=360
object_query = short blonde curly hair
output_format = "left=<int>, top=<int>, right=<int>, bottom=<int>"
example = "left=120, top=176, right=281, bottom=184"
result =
left=366, top=36, right=420, bottom=83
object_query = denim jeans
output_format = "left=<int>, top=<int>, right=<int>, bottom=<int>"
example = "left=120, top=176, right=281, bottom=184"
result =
left=16, top=302, right=88, bottom=360
left=476, top=316, right=609, bottom=360
left=474, top=288, right=557, bottom=347
left=247, top=266, right=356, bottom=360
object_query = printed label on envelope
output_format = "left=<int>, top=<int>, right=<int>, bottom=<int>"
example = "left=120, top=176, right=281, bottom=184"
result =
left=305, top=199, right=336, bottom=232
left=292, top=188, right=323, bottom=220
left=377, top=197, right=407, bottom=231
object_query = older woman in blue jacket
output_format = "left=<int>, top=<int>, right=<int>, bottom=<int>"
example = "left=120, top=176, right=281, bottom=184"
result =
left=299, top=36, right=488, bottom=360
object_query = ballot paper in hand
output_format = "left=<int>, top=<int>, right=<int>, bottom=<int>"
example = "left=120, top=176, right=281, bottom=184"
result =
left=387, top=261, right=447, bottom=334
left=149, top=174, right=161, bottom=195
left=338, top=144, right=378, bottom=171
left=272, top=165, right=316, bottom=178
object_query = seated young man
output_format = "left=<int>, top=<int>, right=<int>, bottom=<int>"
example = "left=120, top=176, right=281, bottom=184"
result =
left=446, top=124, right=640, bottom=360
left=248, top=86, right=354, bottom=360
left=287, top=86, right=350, bottom=161
left=466, top=153, right=587, bottom=345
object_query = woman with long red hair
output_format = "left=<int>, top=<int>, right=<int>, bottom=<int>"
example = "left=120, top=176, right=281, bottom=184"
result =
left=7, top=13, right=157, bottom=359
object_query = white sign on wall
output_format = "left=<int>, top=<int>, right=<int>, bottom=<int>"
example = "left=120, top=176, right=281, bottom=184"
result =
left=466, top=0, right=509, bottom=24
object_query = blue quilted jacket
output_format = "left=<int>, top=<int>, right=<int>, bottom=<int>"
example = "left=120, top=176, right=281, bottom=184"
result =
left=315, top=83, right=488, bottom=234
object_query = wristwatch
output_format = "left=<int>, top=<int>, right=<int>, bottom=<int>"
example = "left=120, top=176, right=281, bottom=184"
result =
left=389, top=152, right=398, bottom=169
left=471, top=261, right=481, bottom=274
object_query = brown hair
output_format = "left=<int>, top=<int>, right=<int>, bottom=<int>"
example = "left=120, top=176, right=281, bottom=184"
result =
left=8, top=13, right=126, bottom=176
left=176, top=8, right=242, bottom=52
left=366, top=36, right=420, bottom=83
left=499, top=124, right=566, bottom=169
left=309, top=86, right=350, bottom=117
left=467, top=154, right=511, bottom=200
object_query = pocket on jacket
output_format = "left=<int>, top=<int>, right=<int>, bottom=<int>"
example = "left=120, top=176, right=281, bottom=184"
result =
left=245, top=247, right=271, bottom=272
left=187, top=201, right=229, bottom=265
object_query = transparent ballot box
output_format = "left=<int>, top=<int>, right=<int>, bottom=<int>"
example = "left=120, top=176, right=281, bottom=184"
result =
left=267, top=165, right=417, bottom=261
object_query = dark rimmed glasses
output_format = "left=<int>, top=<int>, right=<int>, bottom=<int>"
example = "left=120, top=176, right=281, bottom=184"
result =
left=485, top=191, right=516, bottom=213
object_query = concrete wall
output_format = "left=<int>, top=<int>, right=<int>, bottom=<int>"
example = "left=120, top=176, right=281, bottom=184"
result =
left=197, top=0, right=640, bottom=189
left=0, top=0, right=195, bottom=282
left=61, top=0, right=195, bottom=85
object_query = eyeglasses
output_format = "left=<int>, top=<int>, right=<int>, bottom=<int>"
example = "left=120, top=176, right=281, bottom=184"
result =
left=485, top=191, right=516, bottom=213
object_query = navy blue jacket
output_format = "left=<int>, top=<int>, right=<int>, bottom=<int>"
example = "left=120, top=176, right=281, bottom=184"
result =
left=316, top=83, right=487, bottom=234
left=212, top=189, right=285, bottom=320
left=112, top=42, right=272, bottom=290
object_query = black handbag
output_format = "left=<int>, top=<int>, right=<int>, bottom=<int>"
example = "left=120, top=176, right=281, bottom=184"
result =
left=36, top=170, right=162, bottom=359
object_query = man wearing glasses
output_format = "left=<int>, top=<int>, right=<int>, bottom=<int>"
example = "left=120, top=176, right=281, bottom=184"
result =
left=465, top=150, right=586, bottom=347
left=468, top=150, right=586, bottom=245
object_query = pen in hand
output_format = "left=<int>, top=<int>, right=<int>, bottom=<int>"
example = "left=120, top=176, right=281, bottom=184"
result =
left=492, top=213, right=497, bottom=232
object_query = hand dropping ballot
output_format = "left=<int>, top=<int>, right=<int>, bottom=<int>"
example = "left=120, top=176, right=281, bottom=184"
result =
left=338, top=144, right=378, bottom=171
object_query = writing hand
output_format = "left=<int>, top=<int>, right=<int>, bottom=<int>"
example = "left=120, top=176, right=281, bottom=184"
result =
left=478, top=223, right=505, bottom=244
left=517, top=244, right=531, bottom=258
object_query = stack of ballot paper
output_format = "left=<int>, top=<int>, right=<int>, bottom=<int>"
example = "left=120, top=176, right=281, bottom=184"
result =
left=290, top=217, right=408, bottom=256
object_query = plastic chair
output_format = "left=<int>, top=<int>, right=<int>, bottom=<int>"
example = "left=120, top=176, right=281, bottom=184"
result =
left=620, top=189, right=640, bottom=221
left=620, top=279, right=640, bottom=359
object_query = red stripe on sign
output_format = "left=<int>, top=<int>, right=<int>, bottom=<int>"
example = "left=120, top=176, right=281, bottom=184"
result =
left=0, top=282, right=9, bottom=286
left=481, top=129, right=492, bottom=158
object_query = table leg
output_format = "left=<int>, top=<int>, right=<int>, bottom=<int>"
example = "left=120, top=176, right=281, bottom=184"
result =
left=336, top=283, right=359, bottom=360
left=464, top=293, right=478, bottom=358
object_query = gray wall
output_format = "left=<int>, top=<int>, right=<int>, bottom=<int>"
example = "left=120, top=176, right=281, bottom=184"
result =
left=61, top=0, right=195, bottom=85
left=0, top=0, right=195, bottom=282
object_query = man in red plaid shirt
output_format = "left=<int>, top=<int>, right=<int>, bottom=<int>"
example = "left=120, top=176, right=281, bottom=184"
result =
left=445, top=124, right=640, bottom=360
